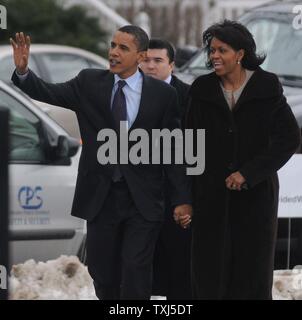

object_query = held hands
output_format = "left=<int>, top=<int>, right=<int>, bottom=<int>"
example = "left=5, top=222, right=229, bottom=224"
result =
left=173, top=204, right=192, bottom=229
left=10, top=32, right=31, bottom=75
left=225, top=171, right=246, bottom=191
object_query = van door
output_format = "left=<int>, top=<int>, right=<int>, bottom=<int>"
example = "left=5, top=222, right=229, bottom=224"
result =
left=0, top=88, right=84, bottom=265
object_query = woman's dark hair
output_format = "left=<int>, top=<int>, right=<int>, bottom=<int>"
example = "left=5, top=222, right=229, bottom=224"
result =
left=202, top=20, right=266, bottom=70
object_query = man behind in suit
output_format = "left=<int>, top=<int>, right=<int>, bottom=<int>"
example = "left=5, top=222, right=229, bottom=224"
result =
left=140, top=39, right=192, bottom=299
left=10, top=26, right=192, bottom=300
left=140, top=39, right=190, bottom=121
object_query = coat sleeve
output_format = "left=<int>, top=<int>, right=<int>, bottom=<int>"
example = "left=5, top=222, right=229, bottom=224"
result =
left=186, top=93, right=198, bottom=130
left=162, top=88, right=192, bottom=207
left=239, top=87, right=301, bottom=188
left=11, top=69, right=82, bottom=111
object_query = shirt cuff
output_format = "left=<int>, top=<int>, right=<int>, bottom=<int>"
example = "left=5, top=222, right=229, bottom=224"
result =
left=15, top=69, right=29, bottom=82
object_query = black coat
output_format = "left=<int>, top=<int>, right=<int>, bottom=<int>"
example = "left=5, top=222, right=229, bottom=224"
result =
left=186, top=68, right=301, bottom=299
left=152, top=75, right=192, bottom=299
left=170, top=75, right=190, bottom=121
left=12, top=69, right=191, bottom=222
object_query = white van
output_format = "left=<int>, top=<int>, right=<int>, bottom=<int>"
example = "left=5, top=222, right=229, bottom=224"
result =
left=0, top=80, right=85, bottom=266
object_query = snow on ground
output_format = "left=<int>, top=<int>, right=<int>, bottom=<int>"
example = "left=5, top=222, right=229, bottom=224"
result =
left=8, top=255, right=302, bottom=300
left=272, top=269, right=302, bottom=300
left=9, top=256, right=97, bottom=300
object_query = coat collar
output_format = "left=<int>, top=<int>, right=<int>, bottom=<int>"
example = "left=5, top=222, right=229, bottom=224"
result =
left=190, top=67, right=280, bottom=112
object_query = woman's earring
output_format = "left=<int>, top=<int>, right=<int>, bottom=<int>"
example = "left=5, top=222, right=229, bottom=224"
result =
left=237, top=60, right=241, bottom=64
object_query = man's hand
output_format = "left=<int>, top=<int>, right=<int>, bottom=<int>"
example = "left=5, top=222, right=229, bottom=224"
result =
left=173, top=204, right=192, bottom=229
left=225, top=171, right=246, bottom=191
left=10, top=32, right=31, bottom=75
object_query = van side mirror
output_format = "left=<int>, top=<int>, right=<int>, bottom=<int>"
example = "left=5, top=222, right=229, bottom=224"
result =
left=55, top=135, right=80, bottom=159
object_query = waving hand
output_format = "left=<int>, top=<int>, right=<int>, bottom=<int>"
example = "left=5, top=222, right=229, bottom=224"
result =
left=10, top=32, right=31, bottom=75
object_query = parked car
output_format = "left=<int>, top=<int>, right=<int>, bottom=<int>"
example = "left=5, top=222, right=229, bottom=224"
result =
left=0, top=44, right=109, bottom=139
left=0, top=80, right=85, bottom=266
left=175, top=0, right=302, bottom=269
left=175, top=45, right=198, bottom=68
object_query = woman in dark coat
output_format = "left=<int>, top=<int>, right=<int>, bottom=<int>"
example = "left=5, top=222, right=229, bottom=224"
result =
left=185, top=20, right=301, bottom=299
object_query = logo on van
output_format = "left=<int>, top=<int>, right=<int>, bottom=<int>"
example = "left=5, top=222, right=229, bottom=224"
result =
left=293, top=5, right=302, bottom=30
left=0, top=5, right=7, bottom=30
left=18, top=186, right=43, bottom=210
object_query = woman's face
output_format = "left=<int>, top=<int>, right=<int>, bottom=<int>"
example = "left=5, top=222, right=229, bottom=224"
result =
left=209, top=37, right=244, bottom=76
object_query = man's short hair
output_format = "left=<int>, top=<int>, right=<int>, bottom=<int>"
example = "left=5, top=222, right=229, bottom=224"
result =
left=148, top=39, right=175, bottom=63
left=118, top=25, right=149, bottom=52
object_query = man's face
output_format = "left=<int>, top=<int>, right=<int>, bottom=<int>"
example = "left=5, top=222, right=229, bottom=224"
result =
left=140, top=48, right=174, bottom=81
left=109, top=31, right=146, bottom=79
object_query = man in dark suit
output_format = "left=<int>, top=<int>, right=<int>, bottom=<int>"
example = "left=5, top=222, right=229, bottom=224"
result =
left=10, top=27, right=192, bottom=300
left=140, top=39, right=190, bottom=121
left=140, top=39, right=192, bottom=299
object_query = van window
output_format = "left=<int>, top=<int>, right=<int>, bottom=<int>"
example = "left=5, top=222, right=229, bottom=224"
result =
left=88, top=60, right=104, bottom=69
left=246, top=18, right=302, bottom=83
left=187, top=50, right=207, bottom=70
left=0, top=90, right=45, bottom=162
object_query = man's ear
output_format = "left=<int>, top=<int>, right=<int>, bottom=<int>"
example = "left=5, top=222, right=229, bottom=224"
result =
left=138, top=51, right=147, bottom=64
left=170, top=61, right=175, bottom=71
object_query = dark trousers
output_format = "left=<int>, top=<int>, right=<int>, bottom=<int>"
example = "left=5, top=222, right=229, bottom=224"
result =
left=86, top=180, right=162, bottom=300
left=152, top=203, right=192, bottom=299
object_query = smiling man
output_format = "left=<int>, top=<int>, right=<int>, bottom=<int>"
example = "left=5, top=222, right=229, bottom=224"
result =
left=11, top=26, right=192, bottom=300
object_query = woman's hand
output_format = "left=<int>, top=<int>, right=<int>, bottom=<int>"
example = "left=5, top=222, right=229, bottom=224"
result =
left=225, top=171, right=246, bottom=191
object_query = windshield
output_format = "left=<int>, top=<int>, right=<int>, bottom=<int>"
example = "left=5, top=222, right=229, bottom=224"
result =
left=246, top=17, right=302, bottom=83
left=186, top=50, right=207, bottom=70
left=185, top=15, right=302, bottom=85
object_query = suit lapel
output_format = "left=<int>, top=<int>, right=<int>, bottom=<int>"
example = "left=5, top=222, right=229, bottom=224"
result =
left=130, top=73, right=152, bottom=130
left=232, top=69, right=258, bottom=112
left=170, top=75, right=177, bottom=87
left=94, top=71, right=115, bottom=128
left=210, top=74, right=233, bottom=114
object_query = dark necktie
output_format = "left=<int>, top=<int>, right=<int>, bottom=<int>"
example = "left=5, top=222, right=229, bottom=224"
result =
left=111, top=80, right=127, bottom=130
left=111, top=80, right=127, bottom=181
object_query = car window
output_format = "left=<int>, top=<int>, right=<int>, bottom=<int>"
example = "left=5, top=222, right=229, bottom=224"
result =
left=0, top=89, right=45, bottom=162
left=39, top=53, right=91, bottom=82
left=246, top=18, right=302, bottom=81
left=0, top=55, right=40, bottom=81
left=88, top=60, right=104, bottom=69
left=188, top=50, right=208, bottom=70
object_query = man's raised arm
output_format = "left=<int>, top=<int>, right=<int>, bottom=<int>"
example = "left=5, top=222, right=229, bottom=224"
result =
left=10, top=32, right=81, bottom=111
